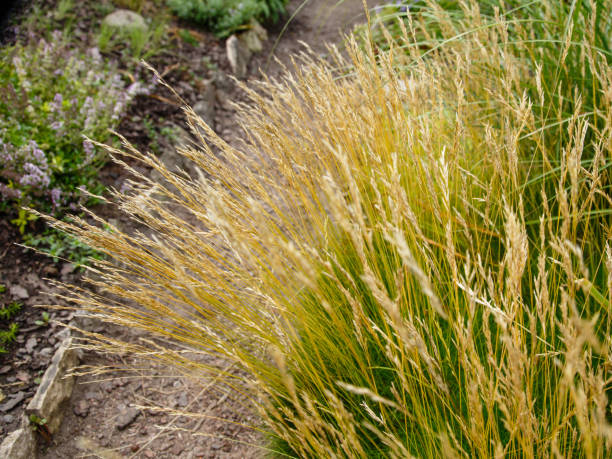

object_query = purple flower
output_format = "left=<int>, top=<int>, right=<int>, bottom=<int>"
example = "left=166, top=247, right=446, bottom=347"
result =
left=81, top=96, right=93, bottom=113
left=20, top=162, right=50, bottom=188
left=126, top=82, right=141, bottom=97
left=0, top=183, right=22, bottom=200
left=29, top=141, right=47, bottom=168
left=83, top=139, right=94, bottom=155
left=83, top=139, right=95, bottom=162
left=50, top=187, right=61, bottom=207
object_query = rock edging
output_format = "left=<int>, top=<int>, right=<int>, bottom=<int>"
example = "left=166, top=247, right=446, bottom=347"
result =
left=226, top=19, right=268, bottom=78
left=0, top=334, right=79, bottom=459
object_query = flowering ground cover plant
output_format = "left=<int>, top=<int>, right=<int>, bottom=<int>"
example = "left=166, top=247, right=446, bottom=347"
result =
left=0, top=31, right=148, bottom=224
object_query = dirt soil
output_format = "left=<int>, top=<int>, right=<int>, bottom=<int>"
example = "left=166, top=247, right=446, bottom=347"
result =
left=0, top=0, right=379, bottom=457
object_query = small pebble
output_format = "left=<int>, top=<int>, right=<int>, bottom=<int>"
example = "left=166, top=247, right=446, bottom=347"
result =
left=115, top=407, right=140, bottom=430
left=73, top=399, right=89, bottom=417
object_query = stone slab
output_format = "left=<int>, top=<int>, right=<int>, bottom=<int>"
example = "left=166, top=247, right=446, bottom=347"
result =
left=0, top=426, right=36, bottom=459
left=25, top=337, right=78, bottom=434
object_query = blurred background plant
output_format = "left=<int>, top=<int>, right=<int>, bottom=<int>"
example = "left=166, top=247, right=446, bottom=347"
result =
left=167, top=0, right=289, bottom=37
left=113, top=0, right=148, bottom=12
left=98, top=11, right=169, bottom=61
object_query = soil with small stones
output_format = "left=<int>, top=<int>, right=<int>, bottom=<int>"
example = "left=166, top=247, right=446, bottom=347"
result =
left=1, top=0, right=377, bottom=456
left=0, top=219, right=78, bottom=438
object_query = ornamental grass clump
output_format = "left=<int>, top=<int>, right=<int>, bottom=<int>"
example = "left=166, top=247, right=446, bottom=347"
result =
left=48, top=0, right=611, bottom=456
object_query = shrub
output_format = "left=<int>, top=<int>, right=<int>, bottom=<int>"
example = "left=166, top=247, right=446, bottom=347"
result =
left=50, top=0, right=611, bottom=457
left=0, top=31, right=149, bottom=225
left=167, top=0, right=288, bottom=37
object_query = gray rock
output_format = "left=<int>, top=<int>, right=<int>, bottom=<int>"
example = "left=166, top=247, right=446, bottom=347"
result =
left=71, top=310, right=99, bottom=332
left=25, top=338, right=79, bottom=434
left=213, top=69, right=232, bottom=91
left=2, top=414, right=15, bottom=423
left=25, top=337, right=37, bottom=354
left=102, top=9, right=147, bottom=32
left=226, top=34, right=251, bottom=79
left=0, top=427, right=36, bottom=459
left=54, top=327, right=70, bottom=343
left=0, top=392, right=25, bottom=412
left=73, top=399, right=89, bottom=417
left=211, top=440, right=223, bottom=450
left=60, top=262, right=75, bottom=277
left=176, top=392, right=188, bottom=408
left=240, top=19, right=267, bottom=53
left=9, top=285, right=28, bottom=300
left=38, top=347, right=54, bottom=359
left=115, top=407, right=140, bottom=430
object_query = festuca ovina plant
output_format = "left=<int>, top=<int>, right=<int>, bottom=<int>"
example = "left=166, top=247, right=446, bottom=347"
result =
left=48, top=1, right=611, bottom=457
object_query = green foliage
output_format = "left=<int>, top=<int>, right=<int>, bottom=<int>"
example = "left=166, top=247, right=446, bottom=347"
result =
left=0, top=302, right=21, bottom=321
left=0, top=303, right=21, bottom=354
left=178, top=28, right=199, bottom=46
left=29, top=414, right=47, bottom=426
left=167, top=0, right=288, bottom=37
left=10, top=208, right=38, bottom=235
left=24, top=227, right=104, bottom=267
left=113, top=0, right=147, bottom=11
left=98, top=16, right=169, bottom=61
left=35, top=311, right=51, bottom=327
left=29, top=414, right=49, bottom=437
left=55, top=0, right=75, bottom=20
